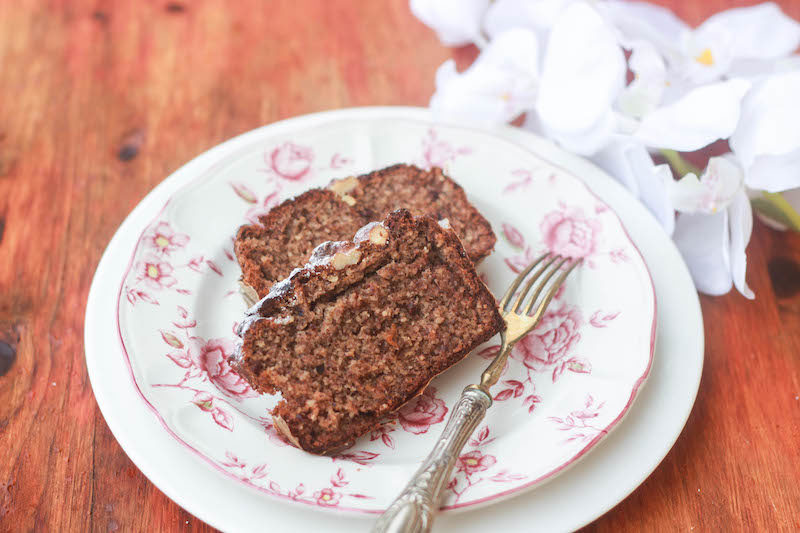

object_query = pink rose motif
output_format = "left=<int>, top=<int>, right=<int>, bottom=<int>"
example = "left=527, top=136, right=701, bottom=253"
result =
left=457, top=450, right=497, bottom=475
left=187, top=337, right=257, bottom=399
left=313, top=488, right=341, bottom=507
left=268, top=141, right=313, bottom=181
left=513, top=306, right=582, bottom=372
left=136, top=254, right=177, bottom=289
left=540, top=207, right=601, bottom=258
left=397, top=387, right=448, bottom=434
left=144, top=221, right=189, bottom=256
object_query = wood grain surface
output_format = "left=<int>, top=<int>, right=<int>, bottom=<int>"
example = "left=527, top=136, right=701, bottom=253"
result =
left=1, top=0, right=799, bottom=531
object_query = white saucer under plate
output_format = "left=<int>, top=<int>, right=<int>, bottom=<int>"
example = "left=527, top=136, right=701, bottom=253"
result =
left=85, top=107, right=703, bottom=532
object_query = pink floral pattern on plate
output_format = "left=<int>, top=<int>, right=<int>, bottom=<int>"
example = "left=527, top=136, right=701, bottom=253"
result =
left=417, top=128, right=472, bottom=169
left=548, top=394, right=608, bottom=444
left=396, top=387, right=448, bottom=435
left=267, top=141, right=314, bottom=181
left=145, top=221, right=190, bottom=256
left=154, top=306, right=257, bottom=431
left=447, top=427, right=526, bottom=503
left=540, top=206, right=601, bottom=259
left=187, top=337, right=256, bottom=399
left=217, top=453, right=374, bottom=509
left=512, top=304, right=588, bottom=382
left=117, top=122, right=655, bottom=513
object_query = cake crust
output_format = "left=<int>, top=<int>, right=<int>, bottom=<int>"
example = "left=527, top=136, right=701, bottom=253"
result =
left=232, top=209, right=504, bottom=454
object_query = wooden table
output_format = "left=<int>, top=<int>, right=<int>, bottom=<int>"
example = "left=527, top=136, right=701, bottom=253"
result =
left=1, top=0, right=799, bottom=530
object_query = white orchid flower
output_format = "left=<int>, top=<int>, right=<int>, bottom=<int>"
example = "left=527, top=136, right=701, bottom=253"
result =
left=410, top=0, right=490, bottom=47
left=698, top=3, right=800, bottom=72
left=411, top=0, right=790, bottom=302
left=601, top=1, right=800, bottom=84
left=730, top=70, right=800, bottom=193
left=592, top=137, right=675, bottom=234
left=668, top=156, right=744, bottom=214
left=430, top=28, right=539, bottom=126
left=602, top=2, right=723, bottom=83
left=670, top=156, right=754, bottom=298
left=535, top=2, right=626, bottom=155
left=601, top=3, right=756, bottom=151
left=673, top=189, right=754, bottom=299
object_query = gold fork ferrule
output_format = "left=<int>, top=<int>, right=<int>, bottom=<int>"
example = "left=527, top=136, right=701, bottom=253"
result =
left=479, top=338, right=514, bottom=391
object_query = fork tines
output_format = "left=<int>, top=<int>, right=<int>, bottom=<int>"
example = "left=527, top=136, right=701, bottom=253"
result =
left=499, top=252, right=581, bottom=319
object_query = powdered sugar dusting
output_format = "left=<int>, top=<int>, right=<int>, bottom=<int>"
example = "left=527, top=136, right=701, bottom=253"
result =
left=265, top=274, right=296, bottom=300
left=234, top=313, right=265, bottom=339
left=354, top=221, right=385, bottom=243
left=308, top=240, right=353, bottom=267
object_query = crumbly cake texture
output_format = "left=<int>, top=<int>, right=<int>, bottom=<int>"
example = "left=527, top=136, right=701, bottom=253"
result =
left=231, top=209, right=504, bottom=454
left=234, top=164, right=496, bottom=298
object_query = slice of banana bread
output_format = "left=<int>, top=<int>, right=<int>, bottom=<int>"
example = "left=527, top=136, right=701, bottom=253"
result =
left=234, top=164, right=496, bottom=298
left=231, top=209, right=504, bottom=454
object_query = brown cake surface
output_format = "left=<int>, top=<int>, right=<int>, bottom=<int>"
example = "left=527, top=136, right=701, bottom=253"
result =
left=231, top=209, right=504, bottom=454
left=235, top=164, right=496, bottom=298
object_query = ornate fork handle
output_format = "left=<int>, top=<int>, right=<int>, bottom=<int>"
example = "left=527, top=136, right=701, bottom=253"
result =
left=372, top=386, right=492, bottom=533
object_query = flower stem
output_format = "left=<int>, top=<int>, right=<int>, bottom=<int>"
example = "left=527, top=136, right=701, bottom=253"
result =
left=758, top=191, right=800, bottom=231
left=659, top=149, right=700, bottom=177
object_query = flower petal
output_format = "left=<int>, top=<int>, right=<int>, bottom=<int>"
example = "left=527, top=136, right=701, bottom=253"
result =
left=672, top=210, right=733, bottom=295
left=474, top=27, right=540, bottom=75
left=675, top=22, right=734, bottom=84
left=599, top=0, right=688, bottom=57
left=668, top=156, right=744, bottom=214
left=431, top=60, right=510, bottom=125
left=536, top=2, right=626, bottom=154
left=592, top=141, right=644, bottom=194
left=430, top=29, right=539, bottom=126
left=592, top=137, right=675, bottom=234
left=727, top=190, right=754, bottom=299
left=545, top=109, right=620, bottom=156
left=700, top=2, right=800, bottom=60
left=617, top=40, right=666, bottom=119
left=410, top=0, right=490, bottom=46
left=727, top=55, right=800, bottom=80
left=730, top=71, right=800, bottom=192
left=484, top=0, right=573, bottom=41
left=634, top=78, right=751, bottom=151
left=745, top=149, right=800, bottom=193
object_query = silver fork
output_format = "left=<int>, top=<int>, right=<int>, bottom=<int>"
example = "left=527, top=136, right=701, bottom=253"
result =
left=372, top=252, right=581, bottom=533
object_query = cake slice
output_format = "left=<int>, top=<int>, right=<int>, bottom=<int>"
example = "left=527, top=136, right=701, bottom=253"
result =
left=231, top=209, right=504, bottom=454
left=234, top=164, right=496, bottom=299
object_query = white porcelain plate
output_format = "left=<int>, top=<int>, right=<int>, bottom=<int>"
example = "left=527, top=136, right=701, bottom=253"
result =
left=115, top=115, right=655, bottom=513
